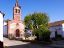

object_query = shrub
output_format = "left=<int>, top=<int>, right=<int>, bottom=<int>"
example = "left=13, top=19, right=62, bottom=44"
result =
left=41, top=30, right=51, bottom=41
left=33, top=26, right=51, bottom=41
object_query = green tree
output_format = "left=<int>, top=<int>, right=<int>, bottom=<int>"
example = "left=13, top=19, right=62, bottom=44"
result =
left=24, top=15, right=33, bottom=29
left=24, top=12, right=50, bottom=41
left=31, top=13, right=49, bottom=29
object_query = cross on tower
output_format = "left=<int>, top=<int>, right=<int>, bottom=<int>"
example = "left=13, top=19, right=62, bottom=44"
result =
left=15, top=0, right=19, bottom=7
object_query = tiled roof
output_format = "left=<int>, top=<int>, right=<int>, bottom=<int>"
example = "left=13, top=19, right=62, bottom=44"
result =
left=49, top=20, right=64, bottom=27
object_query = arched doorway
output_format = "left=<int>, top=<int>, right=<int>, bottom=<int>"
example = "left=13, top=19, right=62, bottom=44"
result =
left=15, top=29, right=20, bottom=37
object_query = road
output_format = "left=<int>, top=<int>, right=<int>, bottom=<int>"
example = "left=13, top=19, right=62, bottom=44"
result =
left=3, top=37, right=30, bottom=47
left=3, top=37, right=51, bottom=48
left=4, top=37, right=64, bottom=48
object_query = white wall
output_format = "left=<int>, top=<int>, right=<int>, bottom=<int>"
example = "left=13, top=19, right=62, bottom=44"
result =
left=0, top=13, right=3, bottom=42
left=62, top=23, right=64, bottom=37
left=3, top=21, right=7, bottom=36
left=49, top=27, right=55, bottom=38
left=49, top=25, right=63, bottom=38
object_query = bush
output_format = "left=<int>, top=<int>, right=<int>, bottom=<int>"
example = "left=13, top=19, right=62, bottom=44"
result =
left=55, top=35, right=62, bottom=40
left=33, top=26, right=51, bottom=41
left=41, top=30, right=51, bottom=41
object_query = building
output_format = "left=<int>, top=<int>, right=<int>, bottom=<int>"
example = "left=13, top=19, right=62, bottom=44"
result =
left=49, top=20, right=64, bottom=38
left=0, top=11, right=4, bottom=42
left=7, top=0, right=25, bottom=39
left=3, top=21, right=7, bottom=36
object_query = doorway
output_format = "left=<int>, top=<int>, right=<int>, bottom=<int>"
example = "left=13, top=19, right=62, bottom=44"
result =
left=55, top=30, right=57, bottom=38
left=15, top=29, right=20, bottom=37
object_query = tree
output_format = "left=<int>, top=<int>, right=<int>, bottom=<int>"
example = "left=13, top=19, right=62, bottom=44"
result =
left=31, top=13, right=49, bottom=29
left=24, top=12, right=50, bottom=41
left=24, top=15, right=33, bottom=29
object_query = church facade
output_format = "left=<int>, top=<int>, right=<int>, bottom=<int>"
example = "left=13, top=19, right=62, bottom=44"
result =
left=7, top=0, right=25, bottom=39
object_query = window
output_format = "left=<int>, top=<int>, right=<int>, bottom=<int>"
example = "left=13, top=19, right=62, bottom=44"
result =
left=15, top=9, right=17, bottom=13
left=18, top=10, right=20, bottom=13
left=15, top=9, right=20, bottom=13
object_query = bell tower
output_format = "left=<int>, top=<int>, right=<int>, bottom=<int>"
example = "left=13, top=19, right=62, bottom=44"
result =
left=13, top=0, right=21, bottom=22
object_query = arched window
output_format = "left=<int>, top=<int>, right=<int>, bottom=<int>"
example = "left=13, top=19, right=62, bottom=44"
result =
left=18, top=10, right=20, bottom=13
left=15, top=9, right=17, bottom=13
left=15, top=9, right=20, bottom=13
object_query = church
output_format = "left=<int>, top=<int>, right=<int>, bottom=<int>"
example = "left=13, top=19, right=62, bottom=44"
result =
left=4, top=0, right=25, bottom=39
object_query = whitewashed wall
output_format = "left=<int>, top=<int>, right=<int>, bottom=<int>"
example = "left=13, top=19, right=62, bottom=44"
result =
left=62, top=23, right=64, bottom=37
left=49, top=25, right=63, bottom=38
left=0, top=13, right=3, bottom=42
left=3, top=21, right=7, bottom=36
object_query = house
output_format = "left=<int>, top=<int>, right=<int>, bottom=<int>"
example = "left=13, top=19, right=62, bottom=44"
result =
left=3, top=21, right=7, bottom=36
left=49, top=20, right=64, bottom=38
left=0, top=11, right=4, bottom=42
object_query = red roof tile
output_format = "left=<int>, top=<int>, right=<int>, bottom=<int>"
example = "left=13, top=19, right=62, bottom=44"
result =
left=49, top=20, right=64, bottom=27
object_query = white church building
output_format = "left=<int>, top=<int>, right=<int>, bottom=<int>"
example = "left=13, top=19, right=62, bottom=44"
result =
left=49, top=20, right=64, bottom=38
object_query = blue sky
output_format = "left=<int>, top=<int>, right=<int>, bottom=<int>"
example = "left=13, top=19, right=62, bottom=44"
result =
left=0, top=0, right=64, bottom=22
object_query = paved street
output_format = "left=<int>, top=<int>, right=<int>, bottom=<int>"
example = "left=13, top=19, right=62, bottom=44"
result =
left=3, top=37, right=51, bottom=48
left=3, top=37, right=30, bottom=47
left=4, top=37, right=64, bottom=48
